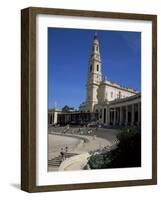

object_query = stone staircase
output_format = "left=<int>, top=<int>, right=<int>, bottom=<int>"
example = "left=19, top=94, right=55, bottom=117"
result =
left=48, top=152, right=78, bottom=168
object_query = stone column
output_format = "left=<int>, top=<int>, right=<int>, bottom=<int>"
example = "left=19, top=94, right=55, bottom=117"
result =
left=109, top=110, right=111, bottom=125
left=116, top=108, right=118, bottom=125
left=50, top=113, right=52, bottom=124
left=138, top=103, right=141, bottom=126
left=50, top=113, right=52, bottom=125
left=107, top=107, right=110, bottom=126
left=54, top=111, right=58, bottom=124
left=125, top=105, right=128, bottom=126
left=48, top=113, right=50, bottom=125
left=102, top=108, right=104, bottom=124
left=113, top=108, right=116, bottom=126
left=53, top=113, right=54, bottom=124
left=131, top=104, right=135, bottom=126
left=104, top=108, right=107, bottom=124
left=119, top=107, right=123, bottom=126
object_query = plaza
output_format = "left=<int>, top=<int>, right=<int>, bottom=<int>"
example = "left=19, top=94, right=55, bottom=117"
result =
left=48, top=126, right=119, bottom=171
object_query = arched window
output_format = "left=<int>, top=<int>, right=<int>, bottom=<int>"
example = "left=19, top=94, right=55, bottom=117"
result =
left=97, top=64, right=99, bottom=71
left=96, top=46, right=98, bottom=51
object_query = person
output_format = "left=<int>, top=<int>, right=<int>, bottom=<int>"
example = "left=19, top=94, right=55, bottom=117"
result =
left=80, top=131, right=83, bottom=135
left=67, top=124, right=70, bottom=130
left=65, top=146, right=68, bottom=153
left=60, top=148, right=65, bottom=161
left=93, top=134, right=96, bottom=140
left=65, top=146, right=68, bottom=159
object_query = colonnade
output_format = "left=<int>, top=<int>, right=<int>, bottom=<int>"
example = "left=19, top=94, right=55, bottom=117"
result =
left=108, top=102, right=141, bottom=126
left=48, top=111, right=59, bottom=125
left=48, top=112, right=54, bottom=125
left=48, top=98, right=141, bottom=127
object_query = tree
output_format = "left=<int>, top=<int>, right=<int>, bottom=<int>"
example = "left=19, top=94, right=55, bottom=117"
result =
left=62, top=105, right=74, bottom=112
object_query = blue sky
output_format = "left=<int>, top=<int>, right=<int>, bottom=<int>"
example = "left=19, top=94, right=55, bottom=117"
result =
left=48, top=28, right=141, bottom=109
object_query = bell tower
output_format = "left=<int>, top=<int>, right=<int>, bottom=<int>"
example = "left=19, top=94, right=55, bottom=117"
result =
left=86, top=32, right=102, bottom=112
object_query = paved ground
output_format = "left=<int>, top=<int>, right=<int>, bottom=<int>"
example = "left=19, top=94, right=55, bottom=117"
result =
left=48, top=126, right=120, bottom=171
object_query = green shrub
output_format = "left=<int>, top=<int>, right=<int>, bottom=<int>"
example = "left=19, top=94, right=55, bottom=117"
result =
left=88, top=128, right=141, bottom=169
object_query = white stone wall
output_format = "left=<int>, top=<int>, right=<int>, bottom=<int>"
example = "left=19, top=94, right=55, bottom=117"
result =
left=97, top=81, right=136, bottom=103
left=86, top=84, right=99, bottom=103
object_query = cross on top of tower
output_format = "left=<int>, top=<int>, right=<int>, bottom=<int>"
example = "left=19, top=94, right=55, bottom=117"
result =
left=94, top=31, right=98, bottom=40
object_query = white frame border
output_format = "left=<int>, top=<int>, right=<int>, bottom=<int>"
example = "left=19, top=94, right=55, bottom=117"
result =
left=36, top=14, right=152, bottom=186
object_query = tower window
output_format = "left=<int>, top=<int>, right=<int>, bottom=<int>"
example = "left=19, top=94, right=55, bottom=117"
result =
left=96, top=46, right=98, bottom=51
left=111, top=92, right=113, bottom=98
left=90, top=64, right=92, bottom=72
left=97, top=64, right=99, bottom=71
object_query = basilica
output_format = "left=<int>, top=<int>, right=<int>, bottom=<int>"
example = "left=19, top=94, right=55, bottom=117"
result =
left=48, top=33, right=141, bottom=127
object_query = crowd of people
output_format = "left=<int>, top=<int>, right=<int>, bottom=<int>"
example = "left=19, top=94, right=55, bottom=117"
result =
left=52, top=124, right=112, bottom=163
left=59, top=124, right=100, bottom=137
left=58, top=125, right=99, bottom=162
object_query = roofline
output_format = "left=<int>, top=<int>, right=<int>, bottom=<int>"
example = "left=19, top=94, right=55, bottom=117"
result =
left=109, top=93, right=141, bottom=105
left=100, top=81, right=138, bottom=94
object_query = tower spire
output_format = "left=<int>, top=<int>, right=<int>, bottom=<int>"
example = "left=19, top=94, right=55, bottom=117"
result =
left=94, top=31, right=98, bottom=40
